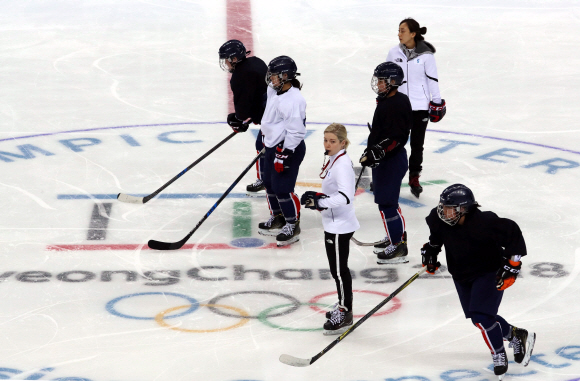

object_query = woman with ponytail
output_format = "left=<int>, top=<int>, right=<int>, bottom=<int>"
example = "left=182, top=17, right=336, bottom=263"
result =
left=387, top=18, right=446, bottom=198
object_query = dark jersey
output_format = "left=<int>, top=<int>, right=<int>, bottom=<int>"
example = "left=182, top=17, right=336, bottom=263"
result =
left=425, top=208, right=527, bottom=282
left=367, top=92, right=412, bottom=157
left=230, top=56, right=268, bottom=124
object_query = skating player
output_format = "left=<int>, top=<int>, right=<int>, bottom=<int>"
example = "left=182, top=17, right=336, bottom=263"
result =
left=301, top=123, right=359, bottom=335
left=386, top=18, right=446, bottom=198
left=257, top=56, right=306, bottom=246
left=421, top=184, right=536, bottom=379
left=218, top=39, right=268, bottom=196
left=360, top=62, right=412, bottom=264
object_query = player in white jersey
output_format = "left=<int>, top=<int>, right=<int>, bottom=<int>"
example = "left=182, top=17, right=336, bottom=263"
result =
left=387, top=18, right=446, bottom=198
left=301, top=124, right=359, bottom=335
left=258, top=56, right=307, bottom=246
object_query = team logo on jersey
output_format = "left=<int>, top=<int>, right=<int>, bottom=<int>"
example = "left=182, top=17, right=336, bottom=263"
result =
left=416, top=58, right=421, bottom=63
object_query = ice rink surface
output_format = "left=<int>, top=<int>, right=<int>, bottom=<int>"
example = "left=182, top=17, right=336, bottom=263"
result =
left=1, top=1, right=580, bottom=380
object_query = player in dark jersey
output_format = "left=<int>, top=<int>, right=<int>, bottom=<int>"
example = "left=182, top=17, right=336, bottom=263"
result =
left=422, top=184, right=536, bottom=379
left=360, top=61, right=412, bottom=264
left=219, top=40, right=268, bottom=195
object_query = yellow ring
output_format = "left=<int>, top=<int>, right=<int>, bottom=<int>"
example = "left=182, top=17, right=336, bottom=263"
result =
left=155, top=304, right=250, bottom=333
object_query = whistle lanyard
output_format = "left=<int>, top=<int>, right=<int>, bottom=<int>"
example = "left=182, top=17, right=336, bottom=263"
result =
left=320, top=151, right=346, bottom=179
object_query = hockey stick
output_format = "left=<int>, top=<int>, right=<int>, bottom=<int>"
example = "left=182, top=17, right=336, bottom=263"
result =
left=148, top=148, right=265, bottom=250
left=117, top=131, right=238, bottom=204
left=279, top=267, right=427, bottom=367
left=350, top=236, right=388, bottom=247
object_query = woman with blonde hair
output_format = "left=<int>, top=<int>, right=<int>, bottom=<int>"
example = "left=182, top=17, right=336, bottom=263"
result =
left=301, top=123, right=359, bottom=335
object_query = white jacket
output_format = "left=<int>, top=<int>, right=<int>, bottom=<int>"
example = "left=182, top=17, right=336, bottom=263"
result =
left=260, top=86, right=306, bottom=150
left=386, top=42, right=442, bottom=111
left=317, top=150, right=360, bottom=234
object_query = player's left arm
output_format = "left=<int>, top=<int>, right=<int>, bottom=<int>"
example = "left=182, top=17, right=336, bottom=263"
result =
left=494, top=217, right=527, bottom=290
left=425, top=55, right=446, bottom=123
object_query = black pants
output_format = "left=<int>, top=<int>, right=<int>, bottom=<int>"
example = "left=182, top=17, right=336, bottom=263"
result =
left=324, top=231, right=354, bottom=311
left=408, top=110, right=429, bottom=174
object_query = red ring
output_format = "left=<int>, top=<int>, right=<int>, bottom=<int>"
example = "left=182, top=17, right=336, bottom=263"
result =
left=308, top=290, right=401, bottom=318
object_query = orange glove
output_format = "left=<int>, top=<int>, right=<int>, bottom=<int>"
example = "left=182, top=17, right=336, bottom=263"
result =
left=496, top=258, right=521, bottom=290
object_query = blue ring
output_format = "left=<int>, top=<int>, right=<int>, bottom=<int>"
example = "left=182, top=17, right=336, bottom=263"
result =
left=106, top=292, right=199, bottom=320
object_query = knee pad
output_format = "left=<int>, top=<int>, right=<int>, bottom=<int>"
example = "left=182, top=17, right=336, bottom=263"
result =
left=470, top=312, right=496, bottom=329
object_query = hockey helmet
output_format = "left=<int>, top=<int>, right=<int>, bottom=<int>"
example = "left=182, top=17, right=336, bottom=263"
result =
left=219, top=40, right=248, bottom=72
left=371, top=61, right=404, bottom=97
left=437, top=184, right=480, bottom=225
left=266, top=55, right=300, bottom=91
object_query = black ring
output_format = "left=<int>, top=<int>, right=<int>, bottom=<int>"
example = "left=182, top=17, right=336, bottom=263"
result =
left=208, top=291, right=301, bottom=319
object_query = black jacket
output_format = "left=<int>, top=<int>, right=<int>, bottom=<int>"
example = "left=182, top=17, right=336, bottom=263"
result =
left=229, top=56, right=268, bottom=124
left=425, top=208, right=527, bottom=282
left=367, top=92, right=412, bottom=158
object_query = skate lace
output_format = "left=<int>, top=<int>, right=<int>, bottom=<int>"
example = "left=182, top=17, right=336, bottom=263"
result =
left=384, top=243, right=397, bottom=255
left=492, top=352, right=507, bottom=367
left=509, top=336, right=522, bottom=354
left=264, top=215, right=277, bottom=228
left=251, top=179, right=263, bottom=187
left=328, top=308, right=345, bottom=325
left=280, top=223, right=295, bottom=236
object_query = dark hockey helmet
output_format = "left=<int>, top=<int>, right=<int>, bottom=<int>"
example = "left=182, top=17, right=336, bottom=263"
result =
left=371, top=61, right=404, bottom=97
left=218, top=40, right=248, bottom=73
left=266, top=55, right=300, bottom=91
left=437, top=184, right=480, bottom=225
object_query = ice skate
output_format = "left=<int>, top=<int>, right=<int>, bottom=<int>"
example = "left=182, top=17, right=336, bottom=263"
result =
left=246, top=178, right=266, bottom=197
left=492, top=349, right=508, bottom=378
left=409, top=171, right=423, bottom=198
left=509, top=326, right=536, bottom=366
left=377, top=241, right=408, bottom=264
left=325, top=302, right=339, bottom=319
left=258, top=214, right=285, bottom=236
left=373, top=231, right=407, bottom=254
left=276, top=221, right=300, bottom=246
left=323, top=307, right=353, bottom=336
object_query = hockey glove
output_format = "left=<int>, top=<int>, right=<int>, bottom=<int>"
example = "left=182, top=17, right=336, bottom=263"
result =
left=428, top=99, right=446, bottom=123
left=360, top=145, right=385, bottom=168
left=496, top=258, right=521, bottom=290
left=421, top=242, right=441, bottom=274
left=227, top=113, right=250, bottom=133
left=274, top=146, right=293, bottom=173
left=300, top=191, right=328, bottom=211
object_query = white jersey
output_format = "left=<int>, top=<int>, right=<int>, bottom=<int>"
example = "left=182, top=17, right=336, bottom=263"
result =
left=387, top=43, right=442, bottom=111
left=317, top=150, right=360, bottom=234
left=260, top=86, right=306, bottom=150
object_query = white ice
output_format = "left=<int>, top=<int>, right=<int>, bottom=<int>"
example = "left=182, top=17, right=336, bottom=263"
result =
left=0, top=1, right=579, bottom=380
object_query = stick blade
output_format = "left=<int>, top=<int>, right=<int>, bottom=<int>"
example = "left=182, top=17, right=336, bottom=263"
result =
left=147, top=239, right=183, bottom=251
left=117, top=193, right=144, bottom=204
left=279, top=354, right=312, bottom=367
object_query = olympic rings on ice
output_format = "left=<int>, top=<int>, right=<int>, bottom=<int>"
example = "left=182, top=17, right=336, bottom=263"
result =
left=106, top=292, right=199, bottom=320
left=105, top=290, right=402, bottom=333
left=308, top=290, right=401, bottom=318
left=208, top=291, right=301, bottom=319
left=155, top=304, right=250, bottom=333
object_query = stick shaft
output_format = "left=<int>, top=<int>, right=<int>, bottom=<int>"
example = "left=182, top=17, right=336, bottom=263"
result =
left=308, top=268, right=426, bottom=365
left=142, top=132, right=237, bottom=203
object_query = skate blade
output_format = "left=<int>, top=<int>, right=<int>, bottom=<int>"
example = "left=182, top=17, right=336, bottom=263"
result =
left=258, top=229, right=281, bottom=237
left=323, top=325, right=352, bottom=336
left=246, top=191, right=266, bottom=198
left=373, top=247, right=388, bottom=254
left=377, top=257, right=409, bottom=264
left=277, top=236, right=299, bottom=247
left=522, top=332, right=536, bottom=366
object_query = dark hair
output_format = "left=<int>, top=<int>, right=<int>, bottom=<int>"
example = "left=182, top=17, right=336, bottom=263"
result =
left=290, top=78, right=302, bottom=90
left=399, top=18, right=427, bottom=43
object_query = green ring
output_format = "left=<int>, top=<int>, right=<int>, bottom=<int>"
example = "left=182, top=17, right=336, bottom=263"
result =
left=258, top=303, right=331, bottom=331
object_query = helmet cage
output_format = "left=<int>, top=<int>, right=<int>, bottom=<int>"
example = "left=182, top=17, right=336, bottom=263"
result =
left=437, top=202, right=466, bottom=226
left=266, top=71, right=289, bottom=91
left=371, top=76, right=396, bottom=97
left=219, top=57, right=237, bottom=73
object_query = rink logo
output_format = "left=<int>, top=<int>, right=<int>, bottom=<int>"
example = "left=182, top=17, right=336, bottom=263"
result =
left=1, top=344, right=580, bottom=380
left=0, top=262, right=567, bottom=285
left=0, top=123, right=579, bottom=176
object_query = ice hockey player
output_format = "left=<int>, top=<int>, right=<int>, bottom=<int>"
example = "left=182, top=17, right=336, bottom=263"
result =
left=386, top=18, right=446, bottom=198
left=218, top=39, right=268, bottom=196
left=360, top=61, right=412, bottom=264
left=421, top=184, right=536, bottom=379
left=301, top=123, right=359, bottom=335
left=257, top=56, right=306, bottom=246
